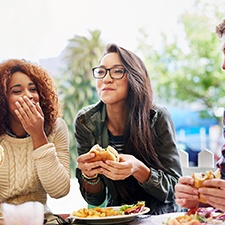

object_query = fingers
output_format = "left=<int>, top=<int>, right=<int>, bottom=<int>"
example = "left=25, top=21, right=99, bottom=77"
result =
left=175, top=182, right=198, bottom=199
left=203, top=178, right=225, bottom=188
left=200, top=188, right=225, bottom=211
left=98, top=161, right=132, bottom=180
left=175, top=176, right=199, bottom=208
left=35, top=102, right=44, bottom=117
left=77, top=153, right=101, bottom=177
left=205, top=200, right=225, bottom=212
left=175, top=198, right=199, bottom=209
left=15, top=96, right=44, bottom=131
left=199, top=184, right=225, bottom=201
left=177, top=176, right=194, bottom=185
left=15, top=96, right=39, bottom=122
left=77, top=152, right=96, bottom=163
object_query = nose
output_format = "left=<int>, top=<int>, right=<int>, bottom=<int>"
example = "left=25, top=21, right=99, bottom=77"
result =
left=24, top=90, right=33, bottom=100
left=102, top=70, right=113, bottom=82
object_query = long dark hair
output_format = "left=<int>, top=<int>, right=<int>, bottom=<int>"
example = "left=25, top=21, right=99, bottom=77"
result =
left=105, top=44, right=164, bottom=171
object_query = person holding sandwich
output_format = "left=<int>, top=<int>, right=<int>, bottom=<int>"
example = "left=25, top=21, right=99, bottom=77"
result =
left=74, top=43, right=182, bottom=215
left=174, top=18, right=225, bottom=212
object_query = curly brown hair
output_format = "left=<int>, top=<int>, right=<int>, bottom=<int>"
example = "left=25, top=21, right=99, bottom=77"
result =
left=0, top=59, right=61, bottom=136
left=215, top=17, right=225, bottom=38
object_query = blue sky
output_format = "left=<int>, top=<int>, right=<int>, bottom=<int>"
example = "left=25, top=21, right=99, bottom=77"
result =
left=0, top=0, right=195, bottom=62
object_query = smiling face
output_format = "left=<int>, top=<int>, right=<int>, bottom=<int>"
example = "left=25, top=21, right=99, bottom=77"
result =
left=7, top=72, right=39, bottom=122
left=96, top=52, right=129, bottom=106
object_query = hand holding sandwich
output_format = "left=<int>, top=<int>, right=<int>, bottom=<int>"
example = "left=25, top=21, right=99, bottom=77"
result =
left=175, top=169, right=225, bottom=212
left=77, top=144, right=120, bottom=179
left=198, top=175, right=225, bottom=212
left=77, top=144, right=150, bottom=183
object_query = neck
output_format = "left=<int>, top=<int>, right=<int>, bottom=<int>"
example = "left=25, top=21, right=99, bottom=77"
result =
left=106, top=104, right=127, bottom=136
left=8, top=118, right=28, bottom=138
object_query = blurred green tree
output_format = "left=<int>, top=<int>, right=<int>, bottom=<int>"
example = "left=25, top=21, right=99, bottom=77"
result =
left=57, top=30, right=105, bottom=177
left=137, top=0, right=225, bottom=121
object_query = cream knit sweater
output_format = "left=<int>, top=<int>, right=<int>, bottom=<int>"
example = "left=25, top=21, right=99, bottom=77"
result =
left=0, top=118, right=70, bottom=208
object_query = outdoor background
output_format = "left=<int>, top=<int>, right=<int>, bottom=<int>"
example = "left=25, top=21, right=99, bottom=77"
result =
left=1, top=0, right=225, bottom=176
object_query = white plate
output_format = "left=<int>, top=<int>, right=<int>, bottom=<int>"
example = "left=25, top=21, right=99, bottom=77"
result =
left=150, top=212, right=185, bottom=225
left=70, top=206, right=150, bottom=224
left=150, top=212, right=225, bottom=225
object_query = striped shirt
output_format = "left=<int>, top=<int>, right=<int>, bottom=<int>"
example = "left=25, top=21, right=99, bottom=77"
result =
left=108, top=130, right=124, bottom=153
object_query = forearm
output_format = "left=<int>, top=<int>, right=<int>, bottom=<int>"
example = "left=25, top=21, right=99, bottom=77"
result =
left=31, top=131, right=48, bottom=149
left=77, top=169, right=106, bottom=205
left=33, top=143, right=70, bottom=197
left=132, top=160, right=151, bottom=183
left=82, top=176, right=103, bottom=194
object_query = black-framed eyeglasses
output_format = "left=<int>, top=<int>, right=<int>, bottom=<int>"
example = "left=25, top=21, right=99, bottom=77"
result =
left=92, top=66, right=126, bottom=80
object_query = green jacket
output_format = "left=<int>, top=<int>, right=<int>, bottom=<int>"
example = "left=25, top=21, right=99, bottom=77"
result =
left=74, top=101, right=182, bottom=215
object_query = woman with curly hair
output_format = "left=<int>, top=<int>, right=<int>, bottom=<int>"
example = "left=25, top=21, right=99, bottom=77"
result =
left=75, top=43, right=182, bottom=215
left=0, top=59, right=70, bottom=213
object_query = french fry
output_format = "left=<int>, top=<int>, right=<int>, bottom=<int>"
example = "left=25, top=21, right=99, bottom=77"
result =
left=72, top=207, right=122, bottom=218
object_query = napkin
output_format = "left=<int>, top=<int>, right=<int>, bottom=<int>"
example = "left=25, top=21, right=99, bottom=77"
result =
left=2, top=201, right=44, bottom=225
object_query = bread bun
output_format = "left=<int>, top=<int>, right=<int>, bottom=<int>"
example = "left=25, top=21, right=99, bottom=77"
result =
left=192, top=168, right=221, bottom=203
left=0, top=145, right=4, bottom=165
left=88, top=144, right=119, bottom=162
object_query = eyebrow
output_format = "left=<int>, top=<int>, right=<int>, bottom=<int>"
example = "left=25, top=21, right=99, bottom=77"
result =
left=99, top=64, right=124, bottom=68
left=9, top=82, right=35, bottom=91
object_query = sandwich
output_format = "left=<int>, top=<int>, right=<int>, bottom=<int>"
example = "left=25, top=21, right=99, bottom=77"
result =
left=0, top=145, right=4, bottom=165
left=192, top=168, right=221, bottom=203
left=87, top=144, right=119, bottom=162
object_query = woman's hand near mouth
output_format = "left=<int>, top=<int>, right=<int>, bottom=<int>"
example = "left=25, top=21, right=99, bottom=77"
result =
left=14, top=95, right=48, bottom=148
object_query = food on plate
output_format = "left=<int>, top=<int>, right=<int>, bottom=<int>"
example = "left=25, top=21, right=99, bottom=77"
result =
left=166, top=207, right=225, bottom=225
left=192, top=169, right=221, bottom=203
left=87, top=144, right=119, bottom=162
left=166, top=214, right=202, bottom=225
left=72, top=207, right=123, bottom=218
left=72, top=201, right=146, bottom=219
left=0, top=145, right=4, bottom=165
left=120, top=201, right=145, bottom=215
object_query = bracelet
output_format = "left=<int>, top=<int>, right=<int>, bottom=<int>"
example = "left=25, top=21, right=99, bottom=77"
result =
left=82, top=172, right=98, bottom=180
left=82, top=175, right=100, bottom=185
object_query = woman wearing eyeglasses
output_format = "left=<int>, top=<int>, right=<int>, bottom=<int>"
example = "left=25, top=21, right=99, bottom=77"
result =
left=74, top=43, right=182, bottom=215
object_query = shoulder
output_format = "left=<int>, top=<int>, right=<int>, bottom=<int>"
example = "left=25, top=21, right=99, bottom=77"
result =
left=55, top=117, right=68, bottom=129
left=75, top=101, right=104, bottom=123
left=151, top=104, right=171, bottom=119
left=150, top=104, right=174, bottom=128
left=51, top=118, right=68, bottom=136
left=48, top=118, right=69, bottom=142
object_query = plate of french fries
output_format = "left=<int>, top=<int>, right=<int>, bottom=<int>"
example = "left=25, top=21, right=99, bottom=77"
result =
left=70, top=202, right=150, bottom=224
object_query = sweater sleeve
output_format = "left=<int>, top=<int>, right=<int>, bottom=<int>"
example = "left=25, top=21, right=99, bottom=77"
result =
left=32, top=118, right=70, bottom=198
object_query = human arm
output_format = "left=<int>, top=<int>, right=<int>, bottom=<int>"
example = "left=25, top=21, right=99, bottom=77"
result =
left=97, top=106, right=182, bottom=203
left=14, top=96, right=48, bottom=148
left=175, top=175, right=225, bottom=212
left=139, top=106, right=182, bottom=202
left=98, top=154, right=150, bottom=183
left=32, top=118, right=70, bottom=198
left=74, top=107, right=107, bottom=206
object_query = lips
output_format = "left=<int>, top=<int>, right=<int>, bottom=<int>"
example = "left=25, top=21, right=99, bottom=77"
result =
left=102, top=87, right=114, bottom=91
